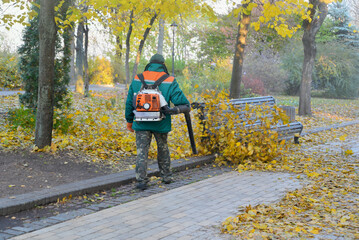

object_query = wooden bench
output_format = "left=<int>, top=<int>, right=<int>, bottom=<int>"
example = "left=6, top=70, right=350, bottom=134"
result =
left=191, top=96, right=303, bottom=144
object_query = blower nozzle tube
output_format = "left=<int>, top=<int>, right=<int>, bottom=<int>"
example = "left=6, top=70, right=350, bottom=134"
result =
left=161, top=105, right=197, bottom=155
left=161, top=104, right=190, bottom=115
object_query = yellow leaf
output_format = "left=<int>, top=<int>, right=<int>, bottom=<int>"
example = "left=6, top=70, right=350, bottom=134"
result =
left=309, top=228, right=320, bottom=234
left=344, top=149, right=353, bottom=155
left=307, top=172, right=320, bottom=178
left=248, top=210, right=257, bottom=216
left=100, top=115, right=109, bottom=123
left=340, top=215, right=350, bottom=224
left=226, top=224, right=234, bottom=231
left=339, top=134, right=347, bottom=141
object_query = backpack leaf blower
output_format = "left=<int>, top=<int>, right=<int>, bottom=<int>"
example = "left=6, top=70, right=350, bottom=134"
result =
left=133, top=74, right=197, bottom=154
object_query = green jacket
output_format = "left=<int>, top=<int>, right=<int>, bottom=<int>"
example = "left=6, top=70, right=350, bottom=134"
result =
left=125, top=63, right=189, bottom=133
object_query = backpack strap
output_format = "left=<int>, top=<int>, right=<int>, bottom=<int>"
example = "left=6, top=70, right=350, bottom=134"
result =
left=138, top=73, right=170, bottom=89
left=151, top=74, right=169, bottom=89
left=137, top=73, right=148, bottom=89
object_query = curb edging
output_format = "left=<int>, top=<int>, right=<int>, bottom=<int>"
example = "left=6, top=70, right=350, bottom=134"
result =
left=0, top=155, right=216, bottom=216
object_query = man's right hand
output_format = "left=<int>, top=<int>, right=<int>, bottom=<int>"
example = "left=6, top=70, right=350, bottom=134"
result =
left=127, top=122, right=134, bottom=132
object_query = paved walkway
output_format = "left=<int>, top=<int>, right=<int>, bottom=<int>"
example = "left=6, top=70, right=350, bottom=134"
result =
left=11, top=171, right=302, bottom=240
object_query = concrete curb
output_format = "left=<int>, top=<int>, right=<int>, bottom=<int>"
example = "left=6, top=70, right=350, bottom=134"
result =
left=0, top=155, right=215, bottom=216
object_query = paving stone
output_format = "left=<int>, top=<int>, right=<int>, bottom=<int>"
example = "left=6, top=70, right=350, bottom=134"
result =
left=2, top=228, right=24, bottom=235
left=11, top=171, right=301, bottom=240
left=10, top=227, right=32, bottom=233
left=48, top=213, right=76, bottom=222
left=85, top=205, right=100, bottom=211
left=70, top=208, right=94, bottom=216
left=0, top=233, right=14, bottom=240
left=21, top=223, right=45, bottom=232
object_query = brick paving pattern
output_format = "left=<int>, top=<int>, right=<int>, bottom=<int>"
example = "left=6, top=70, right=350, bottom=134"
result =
left=11, top=171, right=302, bottom=240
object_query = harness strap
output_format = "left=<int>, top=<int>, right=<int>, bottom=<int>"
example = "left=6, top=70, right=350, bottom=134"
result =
left=152, top=74, right=169, bottom=89
left=137, top=73, right=170, bottom=89
left=137, top=73, right=148, bottom=89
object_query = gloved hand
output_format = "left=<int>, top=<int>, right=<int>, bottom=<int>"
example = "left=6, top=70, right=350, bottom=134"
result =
left=127, top=122, right=134, bottom=132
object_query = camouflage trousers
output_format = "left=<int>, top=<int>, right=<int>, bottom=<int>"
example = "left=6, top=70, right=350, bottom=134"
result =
left=135, top=131, right=171, bottom=183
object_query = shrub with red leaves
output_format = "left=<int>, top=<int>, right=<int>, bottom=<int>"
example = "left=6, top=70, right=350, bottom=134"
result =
left=242, top=75, right=266, bottom=95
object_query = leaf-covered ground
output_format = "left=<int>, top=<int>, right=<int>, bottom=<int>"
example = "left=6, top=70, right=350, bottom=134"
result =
left=0, top=91, right=197, bottom=171
left=221, top=100, right=359, bottom=239
left=0, top=92, right=358, bottom=171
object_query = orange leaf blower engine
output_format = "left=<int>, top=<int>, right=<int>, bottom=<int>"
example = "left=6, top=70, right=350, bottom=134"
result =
left=133, top=89, right=168, bottom=121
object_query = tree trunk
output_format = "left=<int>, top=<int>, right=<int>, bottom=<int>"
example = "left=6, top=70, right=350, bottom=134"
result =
left=125, top=10, right=134, bottom=86
left=75, top=21, right=84, bottom=93
left=157, top=18, right=165, bottom=54
left=35, top=0, right=57, bottom=148
left=229, top=3, right=251, bottom=99
left=114, top=34, right=122, bottom=83
left=83, top=22, right=90, bottom=97
left=299, top=0, right=328, bottom=116
left=69, top=28, right=76, bottom=84
left=116, top=35, right=122, bottom=59
left=132, top=12, right=158, bottom=79
left=61, top=0, right=74, bottom=86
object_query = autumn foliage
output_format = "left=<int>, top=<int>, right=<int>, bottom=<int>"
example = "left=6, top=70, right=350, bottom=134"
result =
left=197, top=90, right=289, bottom=166
left=221, top=125, right=359, bottom=239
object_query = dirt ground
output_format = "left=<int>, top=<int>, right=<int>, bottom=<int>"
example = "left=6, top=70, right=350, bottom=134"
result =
left=0, top=150, right=124, bottom=198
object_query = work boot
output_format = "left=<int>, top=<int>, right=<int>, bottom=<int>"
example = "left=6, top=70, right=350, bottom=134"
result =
left=136, top=182, right=147, bottom=190
left=162, top=176, right=173, bottom=184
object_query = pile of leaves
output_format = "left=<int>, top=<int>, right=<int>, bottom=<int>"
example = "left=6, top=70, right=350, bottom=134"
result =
left=221, top=124, right=359, bottom=239
left=198, top=90, right=290, bottom=165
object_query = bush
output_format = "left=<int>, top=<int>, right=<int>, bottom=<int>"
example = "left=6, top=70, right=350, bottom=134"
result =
left=110, top=57, right=126, bottom=84
left=7, top=107, right=36, bottom=130
left=177, top=58, right=265, bottom=97
left=89, top=56, right=114, bottom=85
left=281, top=40, right=359, bottom=99
left=7, top=107, right=73, bottom=134
left=315, top=43, right=359, bottom=99
left=164, top=58, right=186, bottom=77
left=243, top=52, right=287, bottom=94
left=280, top=42, right=304, bottom=95
left=242, top=74, right=266, bottom=95
left=179, top=58, right=232, bottom=94
left=0, top=52, right=21, bottom=89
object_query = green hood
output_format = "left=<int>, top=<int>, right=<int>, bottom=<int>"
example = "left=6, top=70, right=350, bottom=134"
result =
left=144, top=63, right=169, bottom=75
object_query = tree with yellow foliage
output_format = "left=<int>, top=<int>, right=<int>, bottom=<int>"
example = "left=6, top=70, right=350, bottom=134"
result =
left=229, top=0, right=339, bottom=116
left=85, top=0, right=215, bottom=85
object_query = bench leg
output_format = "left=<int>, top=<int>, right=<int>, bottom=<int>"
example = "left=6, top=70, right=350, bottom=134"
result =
left=294, top=136, right=300, bottom=144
